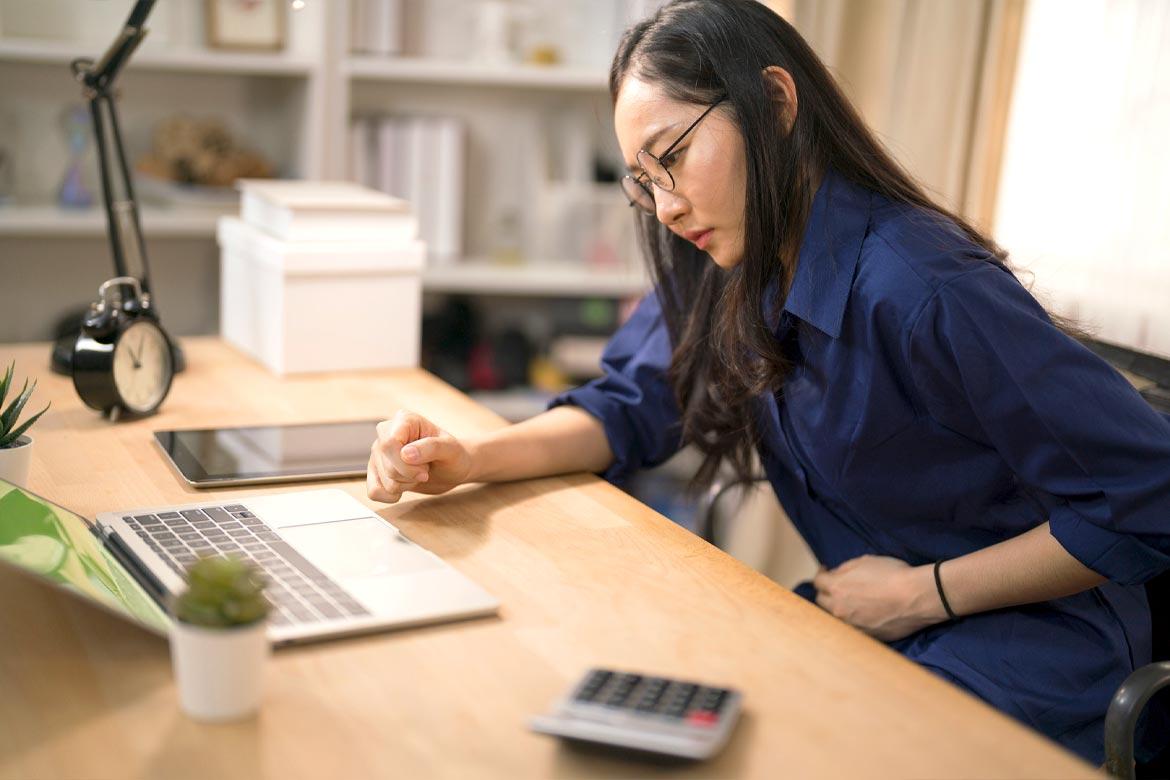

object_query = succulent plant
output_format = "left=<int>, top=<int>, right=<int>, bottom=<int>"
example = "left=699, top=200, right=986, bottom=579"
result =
left=172, top=555, right=270, bottom=628
left=0, top=361, right=49, bottom=449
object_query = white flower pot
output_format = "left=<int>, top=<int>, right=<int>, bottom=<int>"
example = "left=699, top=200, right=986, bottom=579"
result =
left=0, top=435, right=32, bottom=488
left=170, top=619, right=270, bottom=722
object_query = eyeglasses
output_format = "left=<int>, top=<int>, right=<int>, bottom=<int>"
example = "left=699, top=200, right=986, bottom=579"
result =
left=621, top=96, right=726, bottom=215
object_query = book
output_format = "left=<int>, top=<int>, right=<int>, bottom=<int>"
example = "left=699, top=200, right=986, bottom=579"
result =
left=237, top=180, right=417, bottom=243
left=351, top=0, right=403, bottom=56
left=406, top=117, right=432, bottom=252
left=348, top=117, right=376, bottom=188
left=376, top=119, right=402, bottom=198
left=431, top=117, right=466, bottom=264
left=370, top=115, right=466, bottom=266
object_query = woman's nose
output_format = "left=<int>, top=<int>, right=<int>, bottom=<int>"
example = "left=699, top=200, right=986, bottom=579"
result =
left=654, top=186, right=689, bottom=225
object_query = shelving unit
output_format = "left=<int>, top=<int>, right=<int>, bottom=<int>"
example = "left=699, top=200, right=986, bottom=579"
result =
left=344, top=55, right=608, bottom=90
left=0, top=0, right=649, bottom=344
left=0, top=203, right=646, bottom=296
left=0, top=36, right=317, bottom=76
left=0, top=204, right=224, bottom=238
left=423, top=259, right=647, bottom=298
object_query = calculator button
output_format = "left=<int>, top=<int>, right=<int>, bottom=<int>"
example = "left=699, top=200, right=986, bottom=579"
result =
left=687, top=711, right=720, bottom=728
left=574, top=670, right=612, bottom=702
left=602, top=674, right=642, bottom=707
left=697, top=687, right=729, bottom=713
left=635, top=680, right=668, bottom=711
left=660, top=683, right=698, bottom=713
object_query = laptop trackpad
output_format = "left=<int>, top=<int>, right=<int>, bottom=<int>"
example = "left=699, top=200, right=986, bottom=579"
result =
left=278, top=518, right=444, bottom=581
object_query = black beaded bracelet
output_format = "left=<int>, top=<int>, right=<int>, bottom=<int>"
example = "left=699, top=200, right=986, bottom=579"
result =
left=934, top=560, right=959, bottom=621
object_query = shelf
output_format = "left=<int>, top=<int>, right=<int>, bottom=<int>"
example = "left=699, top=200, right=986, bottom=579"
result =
left=0, top=209, right=648, bottom=297
left=469, top=389, right=557, bottom=423
left=0, top=37, right=316, bottom=77
left=345, top=55, right=607, bottom=90
left=0, top=205, right=225, bottom=237
left=423, top=259, right=647, bottom=298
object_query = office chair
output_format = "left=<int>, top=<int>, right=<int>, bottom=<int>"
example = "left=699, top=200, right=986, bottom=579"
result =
left=697, top=479, right=1170, bottom=778
left=694, top=474, right=770, bottom=545
left=1105, top=569, right=1170, bottom=780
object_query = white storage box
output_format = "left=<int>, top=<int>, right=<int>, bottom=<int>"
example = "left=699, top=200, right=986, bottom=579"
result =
left=217, top=216, right=425, bottom=374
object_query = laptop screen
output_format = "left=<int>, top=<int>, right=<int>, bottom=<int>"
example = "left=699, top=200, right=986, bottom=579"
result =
left=0, top=479, right=170, bottom=636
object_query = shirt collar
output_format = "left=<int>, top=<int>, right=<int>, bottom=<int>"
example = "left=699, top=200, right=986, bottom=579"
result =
left=779, top=168, right=872, bottom=339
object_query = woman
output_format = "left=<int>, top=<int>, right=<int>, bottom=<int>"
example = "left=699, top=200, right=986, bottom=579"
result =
left=367, top=0, right=1170, bottom=763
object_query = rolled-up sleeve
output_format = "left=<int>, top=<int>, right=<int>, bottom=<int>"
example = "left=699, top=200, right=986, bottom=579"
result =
left=548, top=292, right=682, bottom=486
left=907, top=264, right=1170, bottom=585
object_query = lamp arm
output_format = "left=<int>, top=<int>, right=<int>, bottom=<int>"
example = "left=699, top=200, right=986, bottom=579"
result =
left=104, top=93, right=151, bottom=296
left=86, top=0, right=157, bottom=88
left=72, top=0, right=159, bottom=301
left=87, top=96, right=128, bottom=280
left=125, top=0, right=157, bottom=29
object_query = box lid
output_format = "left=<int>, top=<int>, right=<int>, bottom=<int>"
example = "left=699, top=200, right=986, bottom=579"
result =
left=217, top=216, right=425, bottom=276
left=236, top=180, right=410, bottom=214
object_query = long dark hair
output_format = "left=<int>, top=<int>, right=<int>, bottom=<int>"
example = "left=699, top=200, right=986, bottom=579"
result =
left=610, top=0, right=1011, bottom=489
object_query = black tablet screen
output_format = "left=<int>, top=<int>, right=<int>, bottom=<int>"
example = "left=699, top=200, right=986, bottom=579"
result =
left=155, top=420, right=382, bottom=486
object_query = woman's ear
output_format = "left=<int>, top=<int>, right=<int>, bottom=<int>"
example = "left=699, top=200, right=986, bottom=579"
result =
left=762, top=65, right=798, bottom=132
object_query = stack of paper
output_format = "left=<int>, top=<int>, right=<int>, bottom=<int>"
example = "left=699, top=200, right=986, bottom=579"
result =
left=237, top=179, right=418, bottom=244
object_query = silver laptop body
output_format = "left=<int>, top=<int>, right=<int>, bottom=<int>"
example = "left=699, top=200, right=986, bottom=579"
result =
left=95, top=488, right=498, bottom=645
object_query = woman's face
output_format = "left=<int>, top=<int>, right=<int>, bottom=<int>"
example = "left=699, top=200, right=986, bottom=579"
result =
left=614, top=76, right=747, bottom=269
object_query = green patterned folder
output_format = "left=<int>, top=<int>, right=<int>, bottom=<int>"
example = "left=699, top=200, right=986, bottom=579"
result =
left=0, top=479, right=170, bottom=635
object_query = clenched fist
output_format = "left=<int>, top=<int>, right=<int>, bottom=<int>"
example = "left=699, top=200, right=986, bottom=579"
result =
left=367, top=410, right=475, bottom=504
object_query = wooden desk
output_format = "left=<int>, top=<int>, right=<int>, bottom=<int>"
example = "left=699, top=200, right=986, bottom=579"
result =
left=0, top=339, right=1097, bottom=779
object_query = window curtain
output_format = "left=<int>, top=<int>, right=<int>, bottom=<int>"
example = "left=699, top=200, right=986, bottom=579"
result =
left=993, top=0, right=1170, bottom=359
left=764, top=0, right=1025, bottom=230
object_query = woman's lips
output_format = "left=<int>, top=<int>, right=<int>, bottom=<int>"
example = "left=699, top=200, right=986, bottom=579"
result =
left=686, top=229, right=714, bottom=250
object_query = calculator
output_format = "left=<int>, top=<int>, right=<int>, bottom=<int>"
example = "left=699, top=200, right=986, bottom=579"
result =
left=529, top=668, right=743, bottom=760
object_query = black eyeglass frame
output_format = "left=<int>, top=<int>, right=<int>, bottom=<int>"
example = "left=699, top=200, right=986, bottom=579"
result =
left=621, top=95, right=728, bottom=214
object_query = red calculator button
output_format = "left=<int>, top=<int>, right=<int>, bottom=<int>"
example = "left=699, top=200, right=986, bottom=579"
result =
left=687, top=711, right=719, bottom=727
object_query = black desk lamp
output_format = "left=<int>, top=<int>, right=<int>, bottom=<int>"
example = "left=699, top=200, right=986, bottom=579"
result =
left=51, top=0, right=185, bottom=375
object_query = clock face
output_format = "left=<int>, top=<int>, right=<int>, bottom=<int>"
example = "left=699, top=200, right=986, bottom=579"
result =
left=112, top=320, right=173, bottom=414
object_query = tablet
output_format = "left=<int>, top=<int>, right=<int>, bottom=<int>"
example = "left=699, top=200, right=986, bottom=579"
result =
left=154, top=419, right=383, bottom=487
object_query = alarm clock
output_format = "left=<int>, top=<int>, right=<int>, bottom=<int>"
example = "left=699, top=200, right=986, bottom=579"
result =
left=72, top=276, right=174, bottom=421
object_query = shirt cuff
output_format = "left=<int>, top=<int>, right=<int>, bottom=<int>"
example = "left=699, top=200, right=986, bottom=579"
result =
left=1049, top=506, right=1170, bottom=585
left=548, top=386, right=639, bottom=487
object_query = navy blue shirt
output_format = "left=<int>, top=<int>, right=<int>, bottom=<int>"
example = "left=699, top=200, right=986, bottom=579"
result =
left=552, top=169, right=1170, bottom=762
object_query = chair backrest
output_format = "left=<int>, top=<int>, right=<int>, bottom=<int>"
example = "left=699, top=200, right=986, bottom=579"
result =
left=1148, top=570, right=1170, bottom=662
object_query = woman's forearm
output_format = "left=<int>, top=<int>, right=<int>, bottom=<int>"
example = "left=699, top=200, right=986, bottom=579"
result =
left=464, top=405, right=613, bottom=483
left=935, top=522, right=1107, bottom=618
left=813, top=520, right=1112, bottom=641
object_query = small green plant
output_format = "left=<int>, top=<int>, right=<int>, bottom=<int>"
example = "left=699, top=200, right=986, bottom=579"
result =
left=172, top=555, right=270, bottom=628
left=0, top=361, right=49, bottom=449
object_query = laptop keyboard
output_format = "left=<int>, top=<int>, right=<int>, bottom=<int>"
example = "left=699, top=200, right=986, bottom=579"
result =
left=122, top=504, right=371, bottom=627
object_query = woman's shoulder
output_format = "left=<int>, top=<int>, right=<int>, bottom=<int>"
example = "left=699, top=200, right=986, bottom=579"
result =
left=868, top=196, right=999, bottom=283
left=851, top=196, right=1009, bottom=316
left=837, top=194, right=1023, bottom=351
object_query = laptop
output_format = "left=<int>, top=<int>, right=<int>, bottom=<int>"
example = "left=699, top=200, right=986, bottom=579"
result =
left=0, top=478, right=498, bottom=645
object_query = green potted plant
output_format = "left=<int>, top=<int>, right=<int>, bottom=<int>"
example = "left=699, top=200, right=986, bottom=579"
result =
left=0, top=361, right=50, bottom=489
left=169, top=555, right=271, bottom=721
